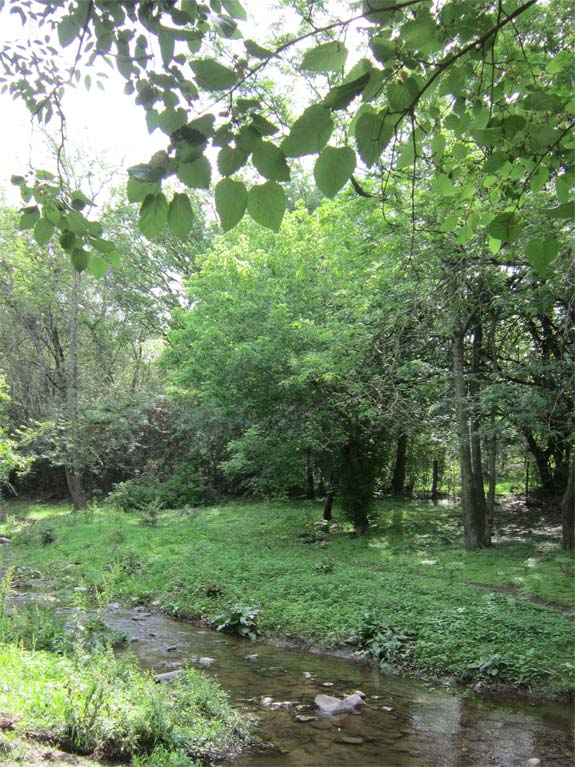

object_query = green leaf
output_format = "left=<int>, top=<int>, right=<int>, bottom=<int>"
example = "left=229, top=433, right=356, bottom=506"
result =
left=252, top=142, right=290, bottom=182
left=545, top=201, right=574, bottom=219
left=250, top=114, right=278, bottom=136
left=168, top=193, right=195, bottom=239
left=523, top=91, right=564, bottom=112
left=127, top=177, right=161, bottom=203
left=439, top=215, right=458, bottom=232
left=71, top=248, right=88, bottom=272
left=370, top=37, right=395, bottom=64
left=314, top=146, right=356, bottom=198
left=88, top=254, right=109, bottom=278
left=19, top=206, right=40, bottom=230
left=247, top=181, right=286, bottom=232
left=556, top=174, right=572, bottom=204
left=301, top=41, right=347, bottom=73
left=387, top=82, right=413, bottom=112
left=530, top=166, right=549, bottom=193
left=282, top=105, right=334, bottom=158
left=221, top=0, right=247, bottom=20
left=488, top=213, right=521, bottom=242
left=159, top=29, right=175, bottom=67
left=526, top=238, right=559, bottom=279
left=483, top=151, right=506, bottom=174
left=128, top=163, right=165, bottom=183
left=354, top=110, right=392, bottom=167
left=58, top=15, right=78, bottom=47
left=218, top=145, right=248, bottom=176
left=215, top=178, right=247, bottom=231
left=431, top=133, right=446, bottom=160
left=33, top=218, right=54, bottom=246
left=396, top=141, right=415, bottom=169
left=244, top=39, right=272, bottom=59
left=60, top=231, right=76, bottom=252
left=431, top=174, right=456, bottom=197
left=190, top=59, right=238, bottom=90
left=177, top=157, right=212, bottom=189
left=139, top=193, right=168, bottom=239
left=89, top=237, right=117, bottom=255
left=322, top=74, right=370, bottom=110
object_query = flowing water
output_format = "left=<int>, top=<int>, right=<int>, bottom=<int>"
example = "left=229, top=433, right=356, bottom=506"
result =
left=104, top=607, right=574, bottom=767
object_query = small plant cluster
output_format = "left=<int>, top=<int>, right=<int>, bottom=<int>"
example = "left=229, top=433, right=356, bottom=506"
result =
left=352, top=611, right=416, bottom=671
left=215, top=604, right=259, bottom=640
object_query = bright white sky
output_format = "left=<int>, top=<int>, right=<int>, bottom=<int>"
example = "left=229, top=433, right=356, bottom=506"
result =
left=0, top=1, right=307, bottom=205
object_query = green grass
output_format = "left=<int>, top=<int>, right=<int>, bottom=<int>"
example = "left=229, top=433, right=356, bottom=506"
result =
left=0, top=643, right=247, bottom=766
left=1, top=497, right=574, bottom=696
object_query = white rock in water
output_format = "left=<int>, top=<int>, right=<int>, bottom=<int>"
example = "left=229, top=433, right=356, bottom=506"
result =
left=155, top=670, right=186, bottom=683
left=526, top=760, right=541, bottom=767
left=199, top=657, right=216, bottom=665
left=343, top=693, right=366, bottom=709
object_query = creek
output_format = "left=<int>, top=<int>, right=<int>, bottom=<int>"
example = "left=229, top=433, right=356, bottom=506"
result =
left=103, top=606, right=574, bottom=767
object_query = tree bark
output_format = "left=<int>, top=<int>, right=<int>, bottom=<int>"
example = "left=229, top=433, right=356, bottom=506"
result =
left=390, top=433, right=408, bottom=495
left=431, top=459, right=440, bottom=502
left=66, top=270, right=88, bottom=510
left=561, top=455, right=574, bottom=550
left=453, top=317, right=486, bottom=548
left=323, top=489, right=334, bottom=521
left=305, top=453, right=315, bottom=500
left=470, top=319, right=489, bottom=544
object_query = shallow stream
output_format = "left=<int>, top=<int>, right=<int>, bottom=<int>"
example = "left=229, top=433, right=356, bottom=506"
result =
left=104, top=607, right=574, bottom=767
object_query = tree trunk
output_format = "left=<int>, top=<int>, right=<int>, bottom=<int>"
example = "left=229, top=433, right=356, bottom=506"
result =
left=390, top=433, right=408, bottom=495
left=323, top=489, right=335, bottom=521
left=305, top=453, right=314, bottom=500
left=65, top=466, right=88, bottom=511
left=431, top=459, right=440, bottom=502
left=470, top=319, right=489, bottom=544
left=66, top=270, right=88, bottom=510
left=453, top=318, right=486, bottom=548
left=561, top=455, right=574, bottom=550
left=486, top=417, right=497, bottom=541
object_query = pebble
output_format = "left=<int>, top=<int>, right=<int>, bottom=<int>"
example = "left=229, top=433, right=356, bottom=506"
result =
left=245, top=654, right=258, bottom=662
left=259, top=697, right=273, bottom=707
left=303, top=671, right=312, bottom=678
left=166, top=645, right=178, bottom=652
left=336, top=736, right=364, bottom=745
left=199, top=657, right=216, bottom=666
left=0, top=536, right=11, bottom=544
left=527, top=760, right=541, bottom=767
left=155, top=670, right=186, bottom=683
left=295, top=715, right=317, bottom=723
left=321, top=682, right=334, bottom=687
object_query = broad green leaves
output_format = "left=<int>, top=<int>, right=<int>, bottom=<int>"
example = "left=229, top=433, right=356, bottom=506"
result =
left=247, top=182, right=286, bottom=232
left=488, top=213, right=521, bottom=243
left=190, top=60, right=237, bottom=90
left=526, top=239, right=559, bottom=279
left=354, top=110, right=392, bottom=167
left=139, top=193, right=168, bottom=239
left=301, top=42, right=348, bottom=73
left=314, top=146, right=356, bottom=198
left=216, top=179, right=247, bottom=232
left=168, top=193, right=195, bottom=239
left=177, top=157, right=211, bottom=189
left=252, top=142, right=290, bottom=182
left=282, top=106, right=334, bottom=158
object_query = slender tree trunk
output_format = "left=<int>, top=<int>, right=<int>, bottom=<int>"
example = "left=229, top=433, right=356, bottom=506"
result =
left=524, top=458, right=530, bottom=499
left=486, top=413, right=497, bottom=540
left=318, top=473, right=326, bottom=498
left=470, top=319, right=489, bottom=544
left=305, top=452, right=314, bottom=500
left=561, top=455, right=574, bottom=550
left=431, top=459, right=440, bottom=502
left=453, top=318, right=485, bottom=548
left=390, top=433, right=408, bottom=495
left=66, top=270, right=88, bottom=510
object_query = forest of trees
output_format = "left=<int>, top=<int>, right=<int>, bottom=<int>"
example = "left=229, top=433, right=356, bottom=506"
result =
left=0, top=0, right=573, bottom=548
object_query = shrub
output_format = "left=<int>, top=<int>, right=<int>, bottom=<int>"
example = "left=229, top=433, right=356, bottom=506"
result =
left=215, top=604, right=259, bottom=640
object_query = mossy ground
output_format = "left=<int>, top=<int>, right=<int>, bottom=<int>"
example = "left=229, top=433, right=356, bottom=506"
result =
left=1, top=497, right=574, bottom=701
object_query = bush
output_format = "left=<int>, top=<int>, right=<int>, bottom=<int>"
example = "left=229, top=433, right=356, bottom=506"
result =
left=106, top=469, right=220, bottom=513
left=215, top=604, right=259, bottom=640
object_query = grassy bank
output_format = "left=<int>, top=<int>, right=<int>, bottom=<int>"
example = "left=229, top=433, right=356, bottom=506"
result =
left=1, top=497, right=574, bottom=699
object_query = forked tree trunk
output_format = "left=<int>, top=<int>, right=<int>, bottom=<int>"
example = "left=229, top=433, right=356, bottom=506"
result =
left=453, top=319, right=486, bottom=548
